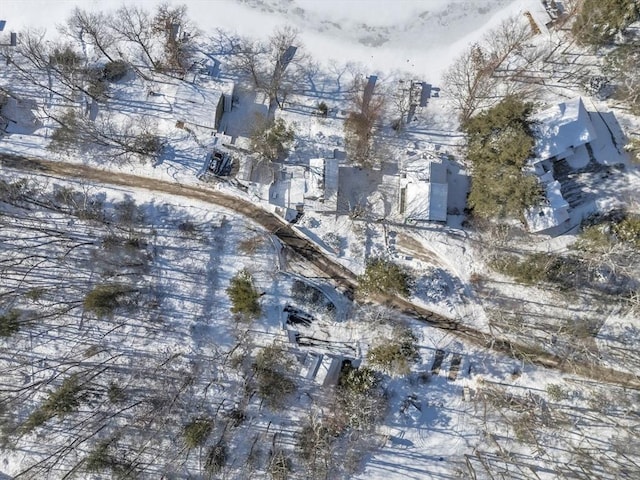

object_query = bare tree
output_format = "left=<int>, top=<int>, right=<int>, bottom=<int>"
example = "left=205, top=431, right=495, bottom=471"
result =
left=14, top=30, right=101, bottom=102
left=111, top=6, right=159, bottom=69
left=443, top=43, right=498, bottom=122
left=388, top=79, right=413, bottom=131
left=49, top=107, right=163, bottom=162
left=229, top=36, right=267, bottom=89
left=266, top=27, right=304, bottom=109
left=152, top=3, right=199, bottom=74
left=443, top=16, right=541, bottom=121
left=604, top=42, right=640, bottom=113
left=344, top=75, right=385, bottom=167
left=229, top=27, right=305, bottom=112
left=61, top=8, right=118, bottom=63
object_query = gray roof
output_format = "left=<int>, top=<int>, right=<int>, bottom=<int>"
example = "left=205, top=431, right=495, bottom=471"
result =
left=429, top=161, right=447, bottom=184
left=428, top=183, right=448, bottom=222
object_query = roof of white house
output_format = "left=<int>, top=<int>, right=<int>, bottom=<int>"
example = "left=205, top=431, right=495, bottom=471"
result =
left=172, top=77, right=233, bottom=130
left=404, top=161, right=448, bottom=222
left=270, top=164, right=306, bottom=210
left=525, top=173, right=570, bottom=233
left=428, top=183, right=448, bottom=222
left=306, top=158, right=325, bottom=200
left=533, top=97, right=597, bottom=161
left=305, top=158, right=339, bottom=212
left=430, top=161, right=447, bottom=184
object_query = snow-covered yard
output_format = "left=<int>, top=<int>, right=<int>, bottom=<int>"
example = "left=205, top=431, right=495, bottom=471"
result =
left=1, top=0, right=640, bottom=479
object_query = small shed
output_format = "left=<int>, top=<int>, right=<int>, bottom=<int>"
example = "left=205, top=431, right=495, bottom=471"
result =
left=172, top=77, right=234, bottom=132
left=269, top=164, right=306, bottom=222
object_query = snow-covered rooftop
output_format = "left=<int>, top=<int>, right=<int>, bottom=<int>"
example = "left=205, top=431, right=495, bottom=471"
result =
left=172, top=76, right=234, bottom=131
left=525, top=172, right=570, bottom=233
left=403, top=161, right=448, bottom=223
left=533, top=97, right=597, bottom=161
left=274, top=165, right=306, bottom=208
left=305, top=158, right=339, bottom=213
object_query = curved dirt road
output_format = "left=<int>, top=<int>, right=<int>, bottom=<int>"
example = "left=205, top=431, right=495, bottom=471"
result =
left=2, top=153, right=639, bottom=389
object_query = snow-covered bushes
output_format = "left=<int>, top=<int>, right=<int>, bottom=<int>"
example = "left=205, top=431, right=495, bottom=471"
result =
left=366, top=327, right=420, bottom=376
left=267, top=449, right=292, bottom=480
left=253, top=344, right=296, bottom=409
left=83, top=283, right=138, bottom=318
left=183, top=417, right=214, bottom=449
left=22, top=374, right=88, bottom=433
left=103, top=60, right=129, bottom=82
left=546, top=383, right=568, bottom=402
left=205, top=441, right=228, bottom=475
left=572, top=0, right=640, bottom=47
left=339, top=365, right=380, bottom=394
left=226, top=269, right=261, bottom=320
left=0, top=309, right=21, bottom=337
left=357, top=257, right=412, bottom=298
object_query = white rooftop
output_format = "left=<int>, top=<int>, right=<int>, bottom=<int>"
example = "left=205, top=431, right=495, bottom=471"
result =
left=305, top=158, right=339, bottom=212
left=403, top=162, right=448, bottom=223
left=172, top=77, right=234, bottom=130
left=525, top=173, right=570, bottom=233
left=533, top=97, right=597, bottom=161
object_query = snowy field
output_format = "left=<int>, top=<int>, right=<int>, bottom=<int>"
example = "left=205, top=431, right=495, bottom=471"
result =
left=3, top=0, right=528, bottom=78
left=1, top=170, right=637, bottom=480
left=1, top=0, right=640, bottom=479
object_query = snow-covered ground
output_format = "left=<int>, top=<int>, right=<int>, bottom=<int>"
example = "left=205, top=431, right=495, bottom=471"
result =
left=1, top=0, right=640, bottom=479
left=3, top=0, right=532, bottom=79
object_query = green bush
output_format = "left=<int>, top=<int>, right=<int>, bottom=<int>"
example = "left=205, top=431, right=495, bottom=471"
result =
left=338, top=365, right=380, bottom=395
left=254, top=344, right=296, bottom=409
left=614, top=216, right=640, bottom=248
left=358, top=258, right=412, bottom=298
left=489, top=253, right=579, bottom=289
left=132, top=133, right=164, bottom=158
left=84, top=284, right=136, bottom=318
left=317, top=101, right=329, bottom=117
left=463, top=97, right=542, bottom=219
left=367, top=328, right=419, bottom=376
left=85, top=439, right=115, bottom=473
left=227, top=269, right=261, bottom=319
left=573, top=224, right=615, bottom=253
left=250, top=117, right=295, bottom=161
left=574, top=214, right=640, bottom=252
left=51, top=46, right=81, bottom=71
left=546, top=384, right=568, bottom=402
left=85, top=437, right=135, bottom=477
left=107, top=382, right=126, bottom=404
left=49, top=109, right=80, bottom=153
left=103, top=60, right=129, bottom=82
left=183, top=417, right=214, bottom=449
left=23, top=374, right=88, bottom=432
left=25, top=288, right=45, bottom=301
left=0, top=310, right=21, bottom=337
